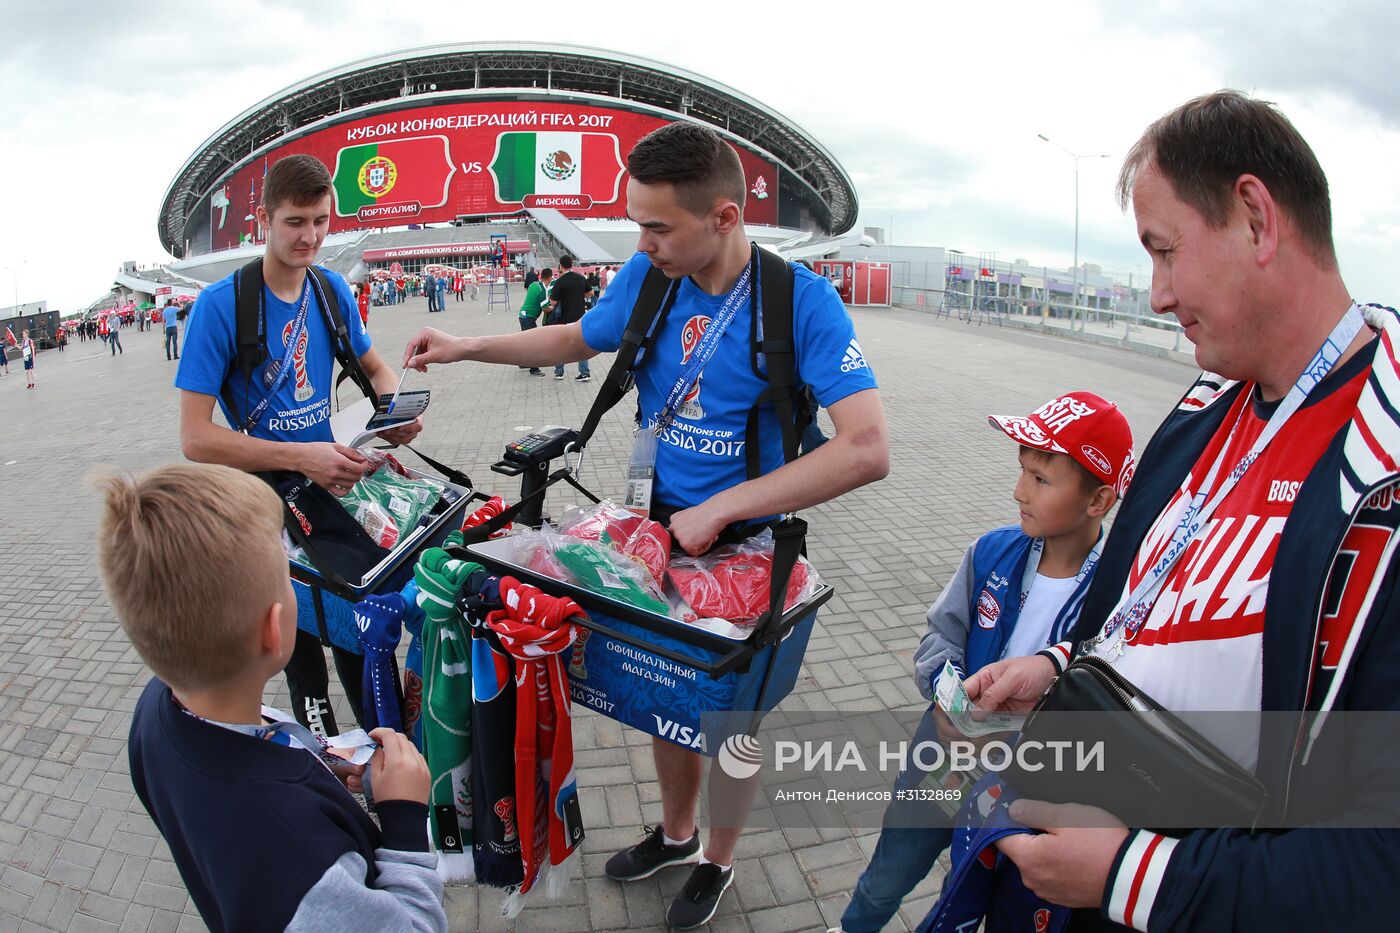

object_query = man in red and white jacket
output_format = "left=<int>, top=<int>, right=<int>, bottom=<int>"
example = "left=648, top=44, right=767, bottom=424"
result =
left=965, top=91, right=1400, bottom=932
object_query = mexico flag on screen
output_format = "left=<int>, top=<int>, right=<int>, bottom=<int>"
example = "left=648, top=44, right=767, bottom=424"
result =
left=331, top=136, right=456, bottom=217
left=490, top=132, right=625, bottom=204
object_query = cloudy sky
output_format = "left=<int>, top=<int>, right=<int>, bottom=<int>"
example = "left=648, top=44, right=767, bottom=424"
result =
left=5, top=0, right=1398, bottom=313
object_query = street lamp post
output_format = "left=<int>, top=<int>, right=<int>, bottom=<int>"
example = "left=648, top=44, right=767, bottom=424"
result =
left=1037, top=135, right=1110, bottom=334
left=1, top=262, right=24, bottom=315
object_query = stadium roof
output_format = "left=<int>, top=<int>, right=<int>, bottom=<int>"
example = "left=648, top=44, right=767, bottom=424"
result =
left=159, top=42, right=857, bottom=258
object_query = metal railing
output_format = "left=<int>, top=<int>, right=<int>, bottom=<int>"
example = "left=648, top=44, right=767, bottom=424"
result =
left=891, top=284, right=1188, bottom=356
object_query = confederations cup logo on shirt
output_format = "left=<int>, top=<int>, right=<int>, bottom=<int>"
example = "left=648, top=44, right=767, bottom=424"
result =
left=678, top=315, right=711, bottom=420
left=281, top=319, right=314, bottom=402
left=358, top=155, right=398, bottom=198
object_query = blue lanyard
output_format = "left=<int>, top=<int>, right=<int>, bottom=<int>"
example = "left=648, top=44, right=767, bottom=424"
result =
left=651, top=247, right=757, bottom=435
left=1084, top=303, right=1367, bottom=656
left=240, top=277, right=312, bottom=432
left=177, top=700, right=373, bottom=783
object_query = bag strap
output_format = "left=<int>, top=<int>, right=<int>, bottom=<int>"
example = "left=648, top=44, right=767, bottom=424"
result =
left=574, top=266, right=676, bottom=450
left=225, top=259, right=269, bottom=429
left=390, top=442, right=476, bottom=489
left=744, top=249, right=809, bottom=479
left=746, top=249, right=811, bottom=640
left=306, top=266, right=377, bottom=404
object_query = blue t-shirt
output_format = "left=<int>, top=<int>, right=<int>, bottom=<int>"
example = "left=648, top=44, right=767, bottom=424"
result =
left=581, top=251, right=877, bottom=509
left=175, top=266, right=371, bottom=443
left=162, top=306, right=178, bottom=329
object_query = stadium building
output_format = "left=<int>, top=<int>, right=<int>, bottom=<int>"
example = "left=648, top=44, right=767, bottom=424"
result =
left=155, top=42, right=858, bottom=288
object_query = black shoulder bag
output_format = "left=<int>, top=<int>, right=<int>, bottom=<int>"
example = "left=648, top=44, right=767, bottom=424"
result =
left=1002, top=655, right=1269, bottom=830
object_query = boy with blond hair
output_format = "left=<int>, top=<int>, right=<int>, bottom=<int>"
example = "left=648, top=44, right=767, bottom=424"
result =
left=97, top=464, right=447, bottom=933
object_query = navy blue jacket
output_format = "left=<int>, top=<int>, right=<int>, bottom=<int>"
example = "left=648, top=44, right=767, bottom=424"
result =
left=1067, top=307, right=1400, bottom=931
left=128, top=678, right=432, bottom=932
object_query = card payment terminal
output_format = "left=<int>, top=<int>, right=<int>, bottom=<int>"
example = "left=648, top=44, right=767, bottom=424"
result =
left=492, top=426, right=580, bottom=527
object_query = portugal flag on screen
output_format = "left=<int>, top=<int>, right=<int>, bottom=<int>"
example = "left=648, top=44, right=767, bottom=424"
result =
left=331, top=136, right=456, bottom=216
left=490, top=132, right=625, bottom=204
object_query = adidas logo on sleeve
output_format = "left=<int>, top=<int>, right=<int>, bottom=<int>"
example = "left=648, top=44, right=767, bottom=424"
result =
left=841, top=338, right=869, bottom=372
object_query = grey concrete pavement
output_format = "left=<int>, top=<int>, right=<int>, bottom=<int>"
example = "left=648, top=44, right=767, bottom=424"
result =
left=0, top=298, right=1196, bottom=932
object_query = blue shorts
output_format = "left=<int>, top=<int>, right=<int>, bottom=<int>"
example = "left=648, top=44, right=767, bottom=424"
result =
left=22, top=359, right=33, bottom=371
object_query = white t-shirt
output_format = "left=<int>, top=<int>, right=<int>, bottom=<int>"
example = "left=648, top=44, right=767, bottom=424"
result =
left=1001, top=573, right=1080, bottom=660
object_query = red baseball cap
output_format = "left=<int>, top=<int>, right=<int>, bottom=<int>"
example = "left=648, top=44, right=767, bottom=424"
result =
left=988, top=391, right=1135, bottom=495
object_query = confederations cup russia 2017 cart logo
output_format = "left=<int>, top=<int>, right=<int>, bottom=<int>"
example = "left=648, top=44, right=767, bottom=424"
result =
left=540, top=150, right=577, bottom=182
left=358, top=155, right=398, bottom=198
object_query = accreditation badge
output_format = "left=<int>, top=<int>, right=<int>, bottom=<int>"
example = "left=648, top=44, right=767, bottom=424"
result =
left=623, top=429, right=658, bottom=516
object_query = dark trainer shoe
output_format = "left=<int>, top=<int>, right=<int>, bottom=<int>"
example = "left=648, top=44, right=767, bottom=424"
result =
left=666, top=862, right=734, bottom=929
left=604, top=825, right=700, bottom=882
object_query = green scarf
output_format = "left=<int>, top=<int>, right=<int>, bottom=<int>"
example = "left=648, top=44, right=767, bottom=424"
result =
left=415, top=534, right=479, bottom=883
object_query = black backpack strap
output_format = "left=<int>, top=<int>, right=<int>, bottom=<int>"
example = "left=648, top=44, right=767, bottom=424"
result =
left=307, top=266, right=376, bottom=403
left=391, top=442, right=475, bottom=489
left=744, top=249, right=808, bottom=480
left=225, top=259, right=269, bottom=431
left=574, top=266, right=677, bottom=450
left=308, top=269, right=474, bottom=489
left=743, top=249, right=814, bottom=642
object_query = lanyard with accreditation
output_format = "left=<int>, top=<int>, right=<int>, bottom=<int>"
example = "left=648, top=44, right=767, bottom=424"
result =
left=623, top=247, right=758, bottom=515
left=1082, top=303, right=1368, bottom=660
left=238, top=277, right=313, bottom=433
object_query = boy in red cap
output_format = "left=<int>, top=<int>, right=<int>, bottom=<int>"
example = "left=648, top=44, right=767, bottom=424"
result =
left=838, top=390, right=1134, bottom=933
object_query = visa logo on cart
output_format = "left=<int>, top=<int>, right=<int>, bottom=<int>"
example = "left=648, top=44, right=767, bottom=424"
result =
left=654, top=716, right=708, bottom=752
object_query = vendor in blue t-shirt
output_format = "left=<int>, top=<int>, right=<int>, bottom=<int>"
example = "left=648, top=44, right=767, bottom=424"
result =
left=403, top=121, right=889, bottom=929
left=176, top=154, right=424, bottom=738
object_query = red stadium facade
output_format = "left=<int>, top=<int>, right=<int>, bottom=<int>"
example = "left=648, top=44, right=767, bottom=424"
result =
left=205, top=100, right=780, bottom=253
left=161, top=44, right=855, bottom=261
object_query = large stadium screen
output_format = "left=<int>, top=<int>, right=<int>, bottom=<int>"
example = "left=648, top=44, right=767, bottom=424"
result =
left=207, top=101, right=780, bottom=251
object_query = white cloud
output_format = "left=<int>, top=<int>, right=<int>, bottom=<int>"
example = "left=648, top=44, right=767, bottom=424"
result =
left=4, top=0, right=1398, bottom=312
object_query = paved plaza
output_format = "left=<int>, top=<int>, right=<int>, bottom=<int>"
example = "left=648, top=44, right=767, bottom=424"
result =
left=0, top=295, right=1196, bottom=932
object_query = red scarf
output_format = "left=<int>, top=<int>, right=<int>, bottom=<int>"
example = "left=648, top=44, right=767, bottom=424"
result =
left=485, top=577, right=584, bottom=898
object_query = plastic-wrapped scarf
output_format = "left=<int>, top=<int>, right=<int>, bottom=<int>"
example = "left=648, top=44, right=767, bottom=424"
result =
left=485, top=577, right=586, bottom=916
left=457, top=574, right=524, bottom=889
left=415, top=545, right=481, bottom=884
left=917, top=776, right=1068, bottom=933
left=351, top=592, right=414, bottom=732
